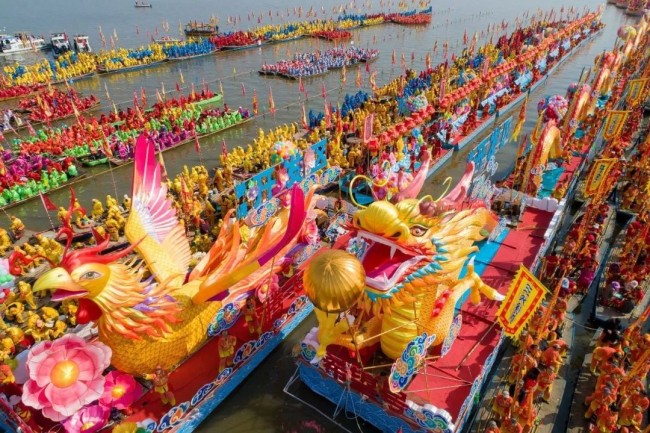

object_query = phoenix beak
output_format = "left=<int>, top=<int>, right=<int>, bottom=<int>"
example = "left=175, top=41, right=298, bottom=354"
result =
left=34, top=267, right=87, bottom=299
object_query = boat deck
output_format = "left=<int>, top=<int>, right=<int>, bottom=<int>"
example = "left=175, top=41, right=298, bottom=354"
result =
left=405, top=208, right=553, bottom=421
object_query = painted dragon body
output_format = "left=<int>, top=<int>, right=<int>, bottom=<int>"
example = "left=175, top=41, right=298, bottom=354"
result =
left=329, top=163, right=503, bottom=359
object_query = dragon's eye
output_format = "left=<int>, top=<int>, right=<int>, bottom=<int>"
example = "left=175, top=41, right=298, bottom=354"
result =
left=410, top=225, right=427, bottom=237
left=80, top=271, right=101, bottom=280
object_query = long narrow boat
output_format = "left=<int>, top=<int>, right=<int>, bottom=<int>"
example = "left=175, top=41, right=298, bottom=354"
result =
left=166, top=48, right=219, bottom=62
left=96, top=59, right=167, bottom=74
left=0, top=170, right=87, bottom=211
left=100, top=114, right=251, bottom=168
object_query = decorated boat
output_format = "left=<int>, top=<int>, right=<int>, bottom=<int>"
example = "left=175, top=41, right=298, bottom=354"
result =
left=0, top=132, right=343, bottom=432
left=184, top=22, right=219, bottom=38
left=286, top=9, right=650, bottom=433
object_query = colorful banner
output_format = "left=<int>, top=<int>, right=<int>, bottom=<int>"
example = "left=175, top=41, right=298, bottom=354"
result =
left=627, top=78, right=648, bottom=106
left=602, top=110, right=629, bottom=140
left=496, top=266, right=547, bottom=338
left=584, top=158, right=618, bottom=197
left=363, top=114, right=374, bottom=144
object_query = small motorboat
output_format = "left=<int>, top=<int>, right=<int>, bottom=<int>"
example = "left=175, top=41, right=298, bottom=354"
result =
left=135, top=1, right=153, bottom=7
left=73, top=34, right=92, bottom=53
left=0, top=32, right=48, bottom=55
left=50, top=32, right=71, bottom=57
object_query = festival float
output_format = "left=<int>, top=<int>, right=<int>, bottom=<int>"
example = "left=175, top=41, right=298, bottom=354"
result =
left=0, top=129, right=344, bottom=432
left=287, top=10, right=650, bottom=433
left=470, top=16, right=650, bottom=433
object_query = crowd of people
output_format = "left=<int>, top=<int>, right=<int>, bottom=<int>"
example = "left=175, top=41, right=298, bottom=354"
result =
left=19, top=88, right=98, bottom=123
left=260, top=46, right=378, bottom=78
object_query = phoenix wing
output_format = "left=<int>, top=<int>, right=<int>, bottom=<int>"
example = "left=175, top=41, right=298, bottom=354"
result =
left=125, top=135, right=191, bottom=284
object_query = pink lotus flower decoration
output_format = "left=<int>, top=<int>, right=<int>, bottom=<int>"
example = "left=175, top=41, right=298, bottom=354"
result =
left=22, top=334, right=111, bottom=421
left=100, top=371, right=140, bottom=410
left=62, top=404, right=109, bottom=433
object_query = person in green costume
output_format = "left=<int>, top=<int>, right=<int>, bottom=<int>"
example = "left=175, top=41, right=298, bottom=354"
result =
left=10, top=187, right=20, bottom=203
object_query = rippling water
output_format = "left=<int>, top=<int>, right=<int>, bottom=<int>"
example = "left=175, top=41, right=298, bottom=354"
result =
left=0, top=0, right=640, bottom=431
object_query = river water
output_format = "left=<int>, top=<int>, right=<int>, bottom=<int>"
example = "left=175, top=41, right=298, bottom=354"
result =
left=0, top=0, right=640, bottom=431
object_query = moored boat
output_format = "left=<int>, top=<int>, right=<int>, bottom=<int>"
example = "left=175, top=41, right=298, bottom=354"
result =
left=79, top=155, right=109, bottom=167
left=134, top=1, right=152, bottom=7
left=0, top=32, right=48, bottom=55
left=50, top=32, right=71, bottom=57
left=72, top=34, right=92, bottom=53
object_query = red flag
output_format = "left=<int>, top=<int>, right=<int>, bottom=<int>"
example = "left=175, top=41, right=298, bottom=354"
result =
left=482, top=56, right=490, bottom=77
left=133, top=90, right=139, bottom=107
left=241, top=83, right=246, bottom=96
left=221, top=139, right=228, bottom=159
left=324, top=100, right=331, bottom=128
left=365, top=61, right=370, bottom=73
left=141, top=87, right=147, bottom=107
left=268, top=87, right=275, bottom=115
left=40, top=193, right=57, bottom=211
left=439, top=73, right=447, bottom=101
left=194, top=133, right=201, bottom=153
left=175, top=82, right=181, bottom=92
left=301, top=104, right=308, bottom=130
left=299, top=76, right=305, bottom=93
left=392, top=49, right=396, bottom=65
left=356, top=68, right=362, bottom=88
left=363, top=114, right=374, bottom=143
left=252, top=90, right=259, bottom=115
left=321, top=82, right=327, bottom=99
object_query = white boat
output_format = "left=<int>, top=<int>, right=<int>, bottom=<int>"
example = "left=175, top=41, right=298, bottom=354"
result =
left=50, top=32, right=71, bottom=57
left=73, top=34, right=92, bottom=53
left=0, top=33, right=48, bottom=56
left=134, top=1, right=152, bottom=7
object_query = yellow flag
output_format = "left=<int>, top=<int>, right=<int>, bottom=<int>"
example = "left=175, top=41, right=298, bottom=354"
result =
left=496, top=266, right=548, bottom=338
left=602, top=110, right=629, bottom=140
left=584, top=158, right=617, bottom=197
left=626, top=78, right=648, bottom=106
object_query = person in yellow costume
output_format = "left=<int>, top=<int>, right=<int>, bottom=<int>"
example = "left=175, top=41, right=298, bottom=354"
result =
left=105, top=216, right=121, bottom=241
left=0, top=229, right=11, bottom=256
left=244, top=297, right=262, bottom=336
left=218, top=330, right=237, bottom=372
left=91, top=199, right=104, bottom=220
left=13, top=281, right=37, bottom=310
left=143, top=366, right=176, bottom=406
left=106, top=194, right=118, bottom=209
left=9, top=216, right=24, bottom=239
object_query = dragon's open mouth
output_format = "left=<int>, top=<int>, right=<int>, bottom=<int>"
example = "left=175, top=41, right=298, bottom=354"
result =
left=357, top=231, right=426, bottom=292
